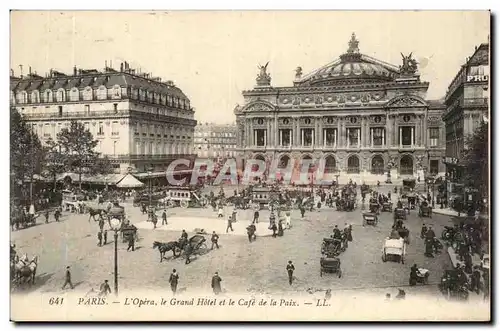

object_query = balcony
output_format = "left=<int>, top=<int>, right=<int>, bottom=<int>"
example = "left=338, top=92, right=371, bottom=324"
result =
left=108, top=154, right=196, bottom=161
left=461, top=98, right=488, bottom=108
left=24, top=110, right=130, bottom=120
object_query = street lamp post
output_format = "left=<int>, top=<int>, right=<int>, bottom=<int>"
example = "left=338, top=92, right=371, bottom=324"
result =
left=108, top=217, right=123, bottom=296
left=148, top=170, right=153, bottom=209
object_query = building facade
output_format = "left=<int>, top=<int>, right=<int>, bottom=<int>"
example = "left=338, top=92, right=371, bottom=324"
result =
left=234, top=34, right=446, bottom=183
left=10, top=62, right=197, bottom=174
left=443, top=42, right=489, bottom=198
left=194, top=122, right=237, bottom=158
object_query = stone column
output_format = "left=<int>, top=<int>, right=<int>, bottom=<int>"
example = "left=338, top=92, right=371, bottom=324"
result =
left=337, top=119, right=342, bottom=147
left=423, top=111, right=428, bottom=147
left=301, top=129, right=304, bottom=147
left=279, top=130, right=283, bottom=147
left=411, top=127, right=414, bottom=147
left=399, top=127, right=402, bottom=148
left=274, top=115, right=279, bottom=148
left=249, top=119, right=254, bottom=147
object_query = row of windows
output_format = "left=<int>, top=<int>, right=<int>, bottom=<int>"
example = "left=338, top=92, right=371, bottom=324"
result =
left=194, top=131, right=235, bottom=138
left=134, top=123, right=192, bottom=138
left=13, top=86, right=190, bottom=110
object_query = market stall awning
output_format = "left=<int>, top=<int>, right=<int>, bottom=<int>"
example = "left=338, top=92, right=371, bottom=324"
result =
left=116, top=174, right=145, bottom=188
left=56, top=172, right=125, bottom=185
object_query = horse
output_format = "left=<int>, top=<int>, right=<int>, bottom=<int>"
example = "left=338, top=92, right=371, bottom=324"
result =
left=153, top=241, right=181, bottom=262
left=88, top=207, right=106, bottom=223
left=15, top=254, right=38, bottom=285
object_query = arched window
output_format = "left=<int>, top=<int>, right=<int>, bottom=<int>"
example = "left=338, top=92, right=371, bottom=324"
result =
left=278, top=155, right=290, bottom=168
left=371, top=155, right=385, bottom=174
left=18, top=91, right=27, bottom=104
left=44, top=90, right=53, bottom=103
left=83, top=87, right=93, bottom=101
left=70, top=88, right=79, bottom=102
left=400, top=155, right=414, bottom=175
left=112, top=86, right=121, bottom=99
left=56, top=89, right=65, bottom=102
left=324, top=155, right=337, bottom=173
left=347, top=155, right=360, bottom=174
left=97, top=86, right=107, bottom=100
left=31, top=91, right=40, bottom=103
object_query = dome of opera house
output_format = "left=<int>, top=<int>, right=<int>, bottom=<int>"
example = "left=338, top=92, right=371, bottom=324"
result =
left=296, top=34, right=401, bottom=87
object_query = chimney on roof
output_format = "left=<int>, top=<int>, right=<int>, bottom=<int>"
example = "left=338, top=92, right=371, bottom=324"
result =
left=29, top=66, right=32, bottom=75
left=73, top=66, right=77, bottom=75
left=120, top=63, right=124, bottom=72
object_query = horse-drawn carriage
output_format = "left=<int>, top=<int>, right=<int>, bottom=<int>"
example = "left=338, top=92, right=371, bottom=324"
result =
left=401, top=178, right=416, bottom=199
left=382, top=238, right=406, bottom=264
left=121, top=224, right=138, bottom=243
left=61, top=190, right=85, bottom=212
left=369, top=200, right=380, bottom=214
left=382, top=202, right=393, bottom=212
left=165, top=186, right=208, bottom=208
left=320, top=238, right=343, bottom=277
left=362, top=212, right=378, bottom=226
left=418, top=202, right=432, bottom=218
left=394, top=208, right=407, bottom=221
left=251, top=186, right=279, bottom=210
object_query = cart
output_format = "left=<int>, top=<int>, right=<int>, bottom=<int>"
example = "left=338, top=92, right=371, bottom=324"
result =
left=382, top=238, right=406, bottom=264
left=165, top=187, right=208, bottom=209
left=320, top=256, right=342, bottom=278
left=418, top=204, right=432, bottom=218
left=121, top=224, right=138, bottom=243
left=394, top=208, right=407, bottom=221
left=369, top=202, right=380, bottom=214
left=382, top=202, right=393, bottom=212
left=362, top=212, right=378, bottom=226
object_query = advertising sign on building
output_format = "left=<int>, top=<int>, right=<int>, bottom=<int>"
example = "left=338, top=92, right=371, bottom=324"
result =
left=467, top=75, right=489, bottom=82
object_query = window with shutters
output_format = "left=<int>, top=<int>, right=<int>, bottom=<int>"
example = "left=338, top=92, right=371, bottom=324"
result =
left=111, top=121, right=119, bottom=136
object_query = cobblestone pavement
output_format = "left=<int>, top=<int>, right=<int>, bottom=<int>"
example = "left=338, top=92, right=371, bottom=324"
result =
left=12, top=190, right=461, bottom=300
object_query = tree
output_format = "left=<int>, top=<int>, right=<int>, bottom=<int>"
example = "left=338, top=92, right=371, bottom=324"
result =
left=10, top=107, right=44, bottom=203
left=43, top=138, right=66, bottom=189
left=462, top=120, right=489, bottom=201
left=56, top=120, right=99, bottom=189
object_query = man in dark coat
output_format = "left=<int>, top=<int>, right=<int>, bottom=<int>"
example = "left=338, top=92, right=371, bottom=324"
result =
left=420, top=224, right=427, bottom=239
left=162, top=210, right=168, bottom=225
left=424, top=226, right=436, bottom=257
left=97, top=231, right=103, bottom=247
left=103, top=230, right=108, bottom=245
left=226, top=215, right=234, bottom=233
left=211, top=231, right=220, bottom=250
left=99, top=280, right=112, bottom=297
left=211, top=272, right=222, bottom=295
left=470, top=266, right=481, bottom=294
left=62, top=266, right=74, bottom=290
left=169, top=269, right=179, bottom=295
left=253, top=210, right=259, bottom=224
left=409, top=264, right=418, bottom=286
left=286, top=261, right=295, bottom=285
left=127, top=235, right=135, bottom=252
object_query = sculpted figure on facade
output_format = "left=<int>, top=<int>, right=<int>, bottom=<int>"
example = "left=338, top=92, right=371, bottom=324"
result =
left=295, top=66, right=303, bottom=79
left=399, top=53, right=418, bottom=75
left=256, top=62, right=271, bottom=86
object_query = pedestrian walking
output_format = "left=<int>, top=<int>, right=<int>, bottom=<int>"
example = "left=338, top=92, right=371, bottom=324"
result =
left=97, top=231, right=103, bottom=247
left=169, top=269, right=179, bottom=295
left=211, top=231, right=220, bottom=249
left=253, top=210, right=259, bottom=223
left=211, top=272, right=222, bottom=295
left=217, top=206, right=224, bottom=218
left=62, top=266, right=74, bottom=290
left=127, top=235, right=135, bottom=251
left=162, top=210, right=168, bottom=225
left=44, top=210, right=50, bottom=224
left=226, top=215, right=234, bottom=233
left=300, top=206, right=305, bottom=218
left=99, top=280, right=112, bottom=297
left=286, top=261, right=295, bottom=285
left=103, top=230, right=108, bottom=245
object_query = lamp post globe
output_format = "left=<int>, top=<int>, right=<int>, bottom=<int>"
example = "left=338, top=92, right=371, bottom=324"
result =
left=109, top=218, right=122, bottom=231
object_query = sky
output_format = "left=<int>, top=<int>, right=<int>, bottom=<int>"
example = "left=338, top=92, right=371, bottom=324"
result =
left=10, top=11, right=490, bottom=124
